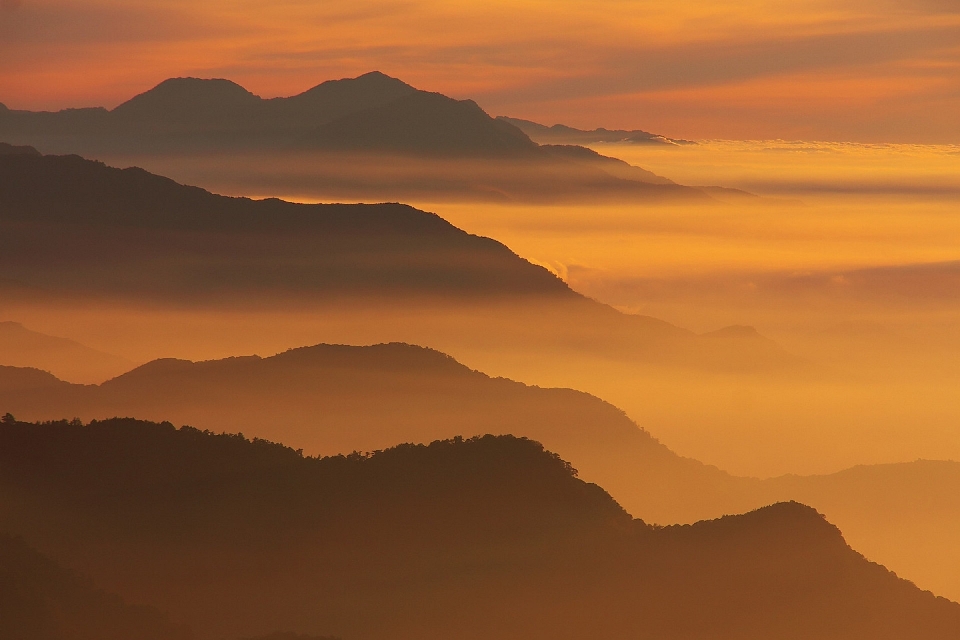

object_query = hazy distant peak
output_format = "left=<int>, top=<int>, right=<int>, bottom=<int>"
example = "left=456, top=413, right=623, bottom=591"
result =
left=299, top=70, right=415, bottom=93
left=106, top=343, right=476, bottom=386
left=112, top=77, right=261, bottom=120
left=109, top=357, right=198, bottom=380
left=349, top=70, right=415, bottom=90
left=0, top=365, right=69, bottom=391
left=272, top=342, right=473, bottom=373
left=285, top=70, right=417, bottom=120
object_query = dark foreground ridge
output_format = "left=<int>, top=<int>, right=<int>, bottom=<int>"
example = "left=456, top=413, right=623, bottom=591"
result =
left=0, top=417, right=957, bottom=640
left=0, top=341, right=742, bottom=522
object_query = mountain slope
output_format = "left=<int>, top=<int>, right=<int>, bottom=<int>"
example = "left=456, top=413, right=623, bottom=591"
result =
left=0, top=152, right=570, bottom=298
left=0, top=533, right=190, bottom=640
left=0, top=321, right=133, bottom=384
left=0, top=73, right=631, bottom=161
left=498, top=116, right=693, bottom=146
left=1, top=343, right=956, bottom=602
left=309, top=90, right=540, bottom=156
left=0, top=342, right=739, bottom=521
left=0, top=417, right=957, bottom=640
left=0, top=154, right=788, bottom=371
left=0, top=72, right=707, bottom=202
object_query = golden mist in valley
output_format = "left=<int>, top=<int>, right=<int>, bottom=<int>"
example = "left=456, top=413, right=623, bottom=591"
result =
left=4, top=139, right=960, bottom=606
left=5, top=1, right=960, bottom=637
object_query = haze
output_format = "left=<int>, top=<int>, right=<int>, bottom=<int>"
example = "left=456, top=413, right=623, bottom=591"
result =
left=3, top=2, right=960, bottom=638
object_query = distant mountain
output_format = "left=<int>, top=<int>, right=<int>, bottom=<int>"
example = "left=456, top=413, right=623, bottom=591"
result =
left=498, top=116, right=696, bottom=146
left=0, top=532, right=190, bottom=640
left=0, top=72, right=713, bottom=202
left=0, top=321, right=133, bottom=384
left=0, top=152, right=788, bottom=371
left=541, top=143, right=674, bottom=184
left=1, top=417, right=957, bottom=640
left=0, top=72, right=663, bottom=160
left=308, top=90, right=539, bottom=156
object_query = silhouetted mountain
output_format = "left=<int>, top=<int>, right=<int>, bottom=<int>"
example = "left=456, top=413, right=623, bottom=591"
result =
left=273, top=71, right=416, bottom=123
left=0, top=321, right=133, bottom=384
left=0, top=153, right=789, bottom=371
left=115, top=78, right=260, bottom=124
left=2, top=343, right=959, bottom=603
left=0, top=533, right=190, bottom=640
left=0, top=141, right=40, bottom=156
left=498, top=116, right=695, bottom=146
left=241, top=634, right=339, bottom=640
left=0, top=151, right=569, bottom=298
left=0, top=417, right=957, bottom=640
left=0, top=342, right=738, bottom=521
left=541, top=143, right=674, bottom=184
left=0, top=73, right=656, bottom=161
left=309, top=90, right=539, bottom=156
left=0, top=73, right=712, bottom=201
left=0, top=344, right=960, bottom=596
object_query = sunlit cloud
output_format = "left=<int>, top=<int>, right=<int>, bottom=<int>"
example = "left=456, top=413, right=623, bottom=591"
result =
left=2, top=0, right=960, bottom=140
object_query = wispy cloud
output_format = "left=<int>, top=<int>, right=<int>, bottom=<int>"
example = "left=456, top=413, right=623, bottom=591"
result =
left=2, top=0, right=959, bottom=141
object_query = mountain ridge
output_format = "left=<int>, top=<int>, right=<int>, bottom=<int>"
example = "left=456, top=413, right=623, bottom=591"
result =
left=0, top=321, right=133, bottom=384
left=0, top=153, right=789, bottom=372
left=1, top=416, right=958, bottom=640
left=1, top=340, right=956, bottom=602
left=0, top=72, right=715, bottom=202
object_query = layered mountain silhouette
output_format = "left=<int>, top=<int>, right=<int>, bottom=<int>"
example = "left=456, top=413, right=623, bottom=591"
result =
left=0, top=321, right=132, bottom=384
left=1, top=416, right=957, bottom=640
left=0, top=342, right=735, bottom=518
left=0, top=533, right=189, bottom=640
left=0, top=153, right=789, bottom=371
left=2, top=341, right=959, bottom=602
left=498, top=116, right=694, bottom=146
left=0, top=73, right=708, bottom=202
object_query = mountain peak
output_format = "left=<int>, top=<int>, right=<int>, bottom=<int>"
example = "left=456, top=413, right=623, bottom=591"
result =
left=112, top=77, right=261, bottom=121
left=0, top=142, right=40, bottom=156
left=283, top=71, right=417, bottom=124
left=299, top=70, right=415, bottom=95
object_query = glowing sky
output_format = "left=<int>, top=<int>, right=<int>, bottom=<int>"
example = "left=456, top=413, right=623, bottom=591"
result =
left=1, top=0, right=960, bottom=141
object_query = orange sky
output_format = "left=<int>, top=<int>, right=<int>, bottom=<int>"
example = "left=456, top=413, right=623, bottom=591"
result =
left=1, top=0, right=959, bottom=142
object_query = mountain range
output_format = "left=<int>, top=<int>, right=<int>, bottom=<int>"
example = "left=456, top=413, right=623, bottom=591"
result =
left=0, top=148, right=788, bottom=373
left=0, top=321, right=132, bottom=384
left=1, top=416, right=957, bottom=640
left=1, top=340, right=958, bottom=602
left=497, top=116, right=695, bottom=146
left=0, top=73, right=707, bottom=202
